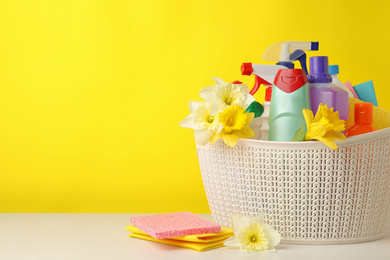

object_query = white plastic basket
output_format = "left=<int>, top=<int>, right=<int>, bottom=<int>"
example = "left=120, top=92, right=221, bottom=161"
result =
left=197, top=127, right=390, bottom=244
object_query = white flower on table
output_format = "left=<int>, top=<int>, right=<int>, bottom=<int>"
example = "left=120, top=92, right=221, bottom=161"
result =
left=223, top=213, right=281, bottom=253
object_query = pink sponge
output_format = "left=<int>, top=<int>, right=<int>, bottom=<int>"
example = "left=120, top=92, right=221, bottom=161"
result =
left=129, top=212, right=221, bottom=239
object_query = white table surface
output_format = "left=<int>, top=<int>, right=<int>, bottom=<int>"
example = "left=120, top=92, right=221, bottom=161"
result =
left=0, top=213, right=389, bottom=260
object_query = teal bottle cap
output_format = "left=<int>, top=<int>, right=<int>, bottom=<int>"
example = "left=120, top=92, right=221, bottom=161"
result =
left=329, top=65, right=339, bottom=75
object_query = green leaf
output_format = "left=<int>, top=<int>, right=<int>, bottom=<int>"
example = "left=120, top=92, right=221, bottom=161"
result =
left=292, top=126, right=305, bottom=141
left=245, top=101, right=264, bottom=118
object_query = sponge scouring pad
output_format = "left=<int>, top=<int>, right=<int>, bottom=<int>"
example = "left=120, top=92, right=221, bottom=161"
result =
left=129, top=212, right=221, bottom=239
left=353, top=80, right=378, bottom=107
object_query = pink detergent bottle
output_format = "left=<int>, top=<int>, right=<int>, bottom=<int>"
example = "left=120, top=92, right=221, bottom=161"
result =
left=308, top=56, right=349, bottom=122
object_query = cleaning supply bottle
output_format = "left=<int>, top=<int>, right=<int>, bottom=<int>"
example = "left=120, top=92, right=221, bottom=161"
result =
left=260, top=87, right=272, bottom=140
left=246, top=101, right=264, bottom=140
left=346, top=102, right=377, bottom=137
left=241, top=41, right=319, bottom=141
left=308, top=56, right=349, bottom=122
left=329, top=65, right=354, bottom=97
left=262, top=41, right=319, bottom=74
left=268, top=69, right=311, bottom=141
left=241, top=41, right=319, bottom=96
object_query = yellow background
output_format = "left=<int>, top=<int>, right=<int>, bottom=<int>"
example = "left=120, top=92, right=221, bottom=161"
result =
left=0, top=0, right=389, bottom=213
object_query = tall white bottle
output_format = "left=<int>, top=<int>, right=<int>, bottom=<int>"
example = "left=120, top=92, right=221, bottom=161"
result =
left=260, top=87, right=272, bottom=140
left=329, top=65, right=354, bottom=97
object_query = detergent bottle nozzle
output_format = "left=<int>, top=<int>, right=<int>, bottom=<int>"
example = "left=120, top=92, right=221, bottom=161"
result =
left=241, top=62, right=287, bottom=95
left=240, top=41, right=318, bottom=95
left=262, top=41, right=319, bottom=74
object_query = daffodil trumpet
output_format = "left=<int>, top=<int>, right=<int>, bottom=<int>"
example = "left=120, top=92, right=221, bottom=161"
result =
left=296, top=103, right=346, bottom=150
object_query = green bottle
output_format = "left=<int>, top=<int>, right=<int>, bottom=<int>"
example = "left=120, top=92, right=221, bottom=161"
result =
left=268, top=69, right=311, bottom=141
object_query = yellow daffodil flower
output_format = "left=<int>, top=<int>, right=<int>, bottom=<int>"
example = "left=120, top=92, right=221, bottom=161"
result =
left=180, top=77, right=256, bottom=146
left=303, top=103, right=346, bottom=150
left=223, top=213, right=281, bottom=253
left=210, top=105, right=254, bottom=147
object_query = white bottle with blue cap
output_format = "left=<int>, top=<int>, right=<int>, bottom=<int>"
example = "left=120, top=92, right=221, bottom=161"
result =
left=329, top=65, right=354, bottom=97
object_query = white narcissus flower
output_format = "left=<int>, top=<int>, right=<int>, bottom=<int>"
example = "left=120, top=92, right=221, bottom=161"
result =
left=200, top=77, right=255, bottom=110
left=179, top=101, right=223, bottom=145
left=223, top=213, right=281, bottom=253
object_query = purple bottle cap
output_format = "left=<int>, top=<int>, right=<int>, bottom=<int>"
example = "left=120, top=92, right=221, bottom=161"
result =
left=308, top=56, right=332, bottom=83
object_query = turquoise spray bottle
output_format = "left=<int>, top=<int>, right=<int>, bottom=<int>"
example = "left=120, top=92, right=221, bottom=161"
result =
left=268, top=69, right=311, bottom=141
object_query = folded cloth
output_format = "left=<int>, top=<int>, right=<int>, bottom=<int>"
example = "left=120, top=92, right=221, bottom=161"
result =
left=128, top=233, right=226, bottom=251
left=126, top=225, right=233, bottom=251
left=129, top=212, right=221, bottom=239
left=126, top=225, right=233, bottom=243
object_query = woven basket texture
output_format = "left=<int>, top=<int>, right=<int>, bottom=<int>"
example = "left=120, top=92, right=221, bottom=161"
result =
left=197, top=128, right=390, bottom=244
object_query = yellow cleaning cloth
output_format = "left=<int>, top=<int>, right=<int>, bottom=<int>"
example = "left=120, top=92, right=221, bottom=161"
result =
left=347, top=97, right=390, bottom=130
left=126, top=225, right=233, bottom=251
left=128, top=233, right=226, bottom=251
left=126, top=225, right=233, bottom=242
